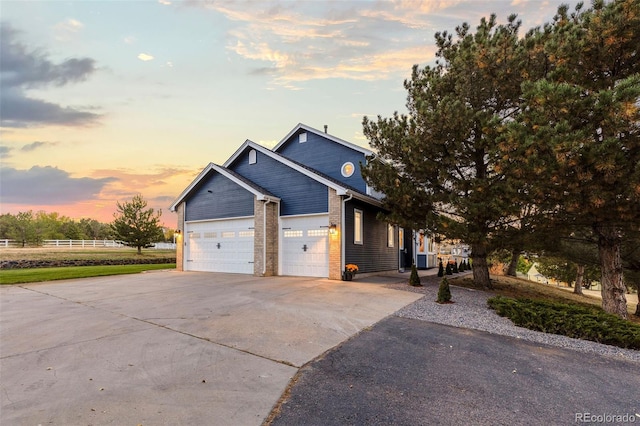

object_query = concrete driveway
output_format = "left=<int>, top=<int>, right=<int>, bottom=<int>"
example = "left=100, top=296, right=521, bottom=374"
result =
left=0, top=271, right=421, bottom=425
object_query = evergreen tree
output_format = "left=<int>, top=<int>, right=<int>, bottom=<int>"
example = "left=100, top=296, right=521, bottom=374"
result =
left=453, top=260, right=459, bottom=273
left=445, top=262, right=453, bottom=275
left=437, top=277, right=452, bottom=303
left=111, top=194, right=164, bottom=254
left=409, top=263, right=422, bottom=287
left=363, top=14, right=533, bottom=289
left=437, top=260, right=444, bottom=277
left=500, top=0, right=640, bottom=318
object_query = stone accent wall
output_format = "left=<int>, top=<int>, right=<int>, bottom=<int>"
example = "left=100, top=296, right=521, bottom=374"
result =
left=254, top=199, right=279, bottom=276
left=176, top=203, right=185, bottom=271
left=328, top=188, right=342, bottom=280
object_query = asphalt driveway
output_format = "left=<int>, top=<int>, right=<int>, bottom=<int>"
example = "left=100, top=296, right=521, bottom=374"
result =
left=268, top=317, right=640, bottom=426
left=0, top=271, right=421, bottom=425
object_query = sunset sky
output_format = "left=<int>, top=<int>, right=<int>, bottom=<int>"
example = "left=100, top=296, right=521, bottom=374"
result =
left=1, top=0, right=580, bottom=227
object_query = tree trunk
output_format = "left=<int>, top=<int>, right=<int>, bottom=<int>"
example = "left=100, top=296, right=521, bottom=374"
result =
left=506, top=248, right=520, bottom=277
left=471, top=242, right=492, bottom=289
left=595, top=224, right=628, bottom=319
left=574, top=264, right=584, bottom=295
left=635, top=302, right=640, bottom=317
left=137, top=245, right=142, bottom=255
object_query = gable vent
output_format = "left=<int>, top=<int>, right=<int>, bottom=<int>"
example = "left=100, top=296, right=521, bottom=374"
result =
left=299, top=132, right=307, bottom=143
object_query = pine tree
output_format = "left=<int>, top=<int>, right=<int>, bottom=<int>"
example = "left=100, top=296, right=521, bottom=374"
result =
left=500, top=0, right=640, bottom=318
left=363, top=14, right=532, bottom=290
left=437, top=260, right=444, bottom=277
left=437, top=277, right=452, bottom=303
left=111, top=194, right=164, bottom=254
left=453, top=260, right=459, bottom=273
left=409, top=263, right=422, bottom=286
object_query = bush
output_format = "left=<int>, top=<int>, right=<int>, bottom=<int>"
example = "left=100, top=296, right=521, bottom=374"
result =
left=437, top=277, right=452, bottom=303
left=409, top=264, right=422, bottom=287
left=487, top=296, right=640, bottom=350
left=437, top=261, right=444, bottom=277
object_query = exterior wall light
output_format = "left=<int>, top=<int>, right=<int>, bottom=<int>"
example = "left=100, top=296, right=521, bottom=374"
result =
left=329, top=224, right=337, bottom=235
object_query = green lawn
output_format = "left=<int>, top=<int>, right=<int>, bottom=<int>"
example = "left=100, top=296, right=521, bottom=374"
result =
left=0, top=263, right=176, bottom=285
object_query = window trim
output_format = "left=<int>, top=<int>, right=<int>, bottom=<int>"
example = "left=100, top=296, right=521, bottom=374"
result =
left=354, top=209, right=363, bottom=245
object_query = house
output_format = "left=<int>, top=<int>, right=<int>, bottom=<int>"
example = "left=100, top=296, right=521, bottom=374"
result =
left=527, top=264, right=548, bottom=284
left=169, top=123, right=437, bottom=279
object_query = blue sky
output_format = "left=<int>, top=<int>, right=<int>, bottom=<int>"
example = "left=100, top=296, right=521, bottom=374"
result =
left=0, top=0, right=581, bottom=224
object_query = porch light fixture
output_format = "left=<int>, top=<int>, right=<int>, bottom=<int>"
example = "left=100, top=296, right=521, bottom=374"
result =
left=329, top=223, right=337, bottom=235
left=175, top=229, right=181, bottom=234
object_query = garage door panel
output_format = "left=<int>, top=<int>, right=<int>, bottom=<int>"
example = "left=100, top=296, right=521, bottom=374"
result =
left=281, top=215, right=328, bottom=278
left=185, top=219, right=254, bottom=274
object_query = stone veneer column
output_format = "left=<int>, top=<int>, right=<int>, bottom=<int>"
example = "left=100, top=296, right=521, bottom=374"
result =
left=175, top=203, right=184, bottom=271
left=328, top=188, right=342, bottom=280
left=254, top=199, right=279, bottom=276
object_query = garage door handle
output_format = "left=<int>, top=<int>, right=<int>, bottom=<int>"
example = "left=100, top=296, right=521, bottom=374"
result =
left=217, top=243, right=221, bottom=249
left=302, top=244, right=307, bottom=252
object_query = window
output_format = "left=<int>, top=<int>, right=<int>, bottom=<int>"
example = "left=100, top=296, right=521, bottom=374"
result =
left=299, top=132, right=307, bottom=143
left=387, top=224, right=394, bottom=247
left=284, top=230, right=303, bottom=238
left=249, top=149, right=257, bottom=165
left=399, top=228, right=404, bottom=250
left=341, top=162, right=355, bottom=177
left=354, top=209, right=363, bottom=245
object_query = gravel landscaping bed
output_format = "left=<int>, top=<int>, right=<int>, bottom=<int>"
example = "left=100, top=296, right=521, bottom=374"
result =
left=386, top=274, right=640, bottom=363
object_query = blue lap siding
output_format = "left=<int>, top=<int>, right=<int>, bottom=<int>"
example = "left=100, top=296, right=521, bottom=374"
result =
left=184, top=171, right=255, bottom=221
left=344, top=200, right=398, bottom=273
left=276, top=130, right=368, bottom=193
left=229, top=149, right=328, bottom=216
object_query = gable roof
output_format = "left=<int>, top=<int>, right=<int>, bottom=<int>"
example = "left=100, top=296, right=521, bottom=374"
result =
left=273, top=123, right=374, bottom=157
left=169, top=162, right=280, bottom=212
left=224, top=139, right=382, bottom=207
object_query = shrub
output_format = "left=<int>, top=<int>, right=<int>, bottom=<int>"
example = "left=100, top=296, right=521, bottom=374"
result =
left=437, top=277, right=452, bottom=303
left=437, top=261, right=444, bottom=277
left=409, top=263, right=422, bottom=287
left=445, top=262, right=453, bottom=275
left=453, top=260, right=459, bottom=273
left=487, top=296, right=640, bottom=350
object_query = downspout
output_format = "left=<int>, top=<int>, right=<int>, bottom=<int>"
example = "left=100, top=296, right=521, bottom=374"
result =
left=341, top=193, right=354, bottom=273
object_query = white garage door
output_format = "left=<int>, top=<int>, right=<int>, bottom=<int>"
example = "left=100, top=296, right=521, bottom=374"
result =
left=281, top=215, right=329, bottom=277
left=185, top=218, right=254, bottom=274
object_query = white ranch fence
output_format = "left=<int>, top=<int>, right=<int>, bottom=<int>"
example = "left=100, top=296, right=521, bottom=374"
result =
left=0, top=240, right=176, bottom=249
